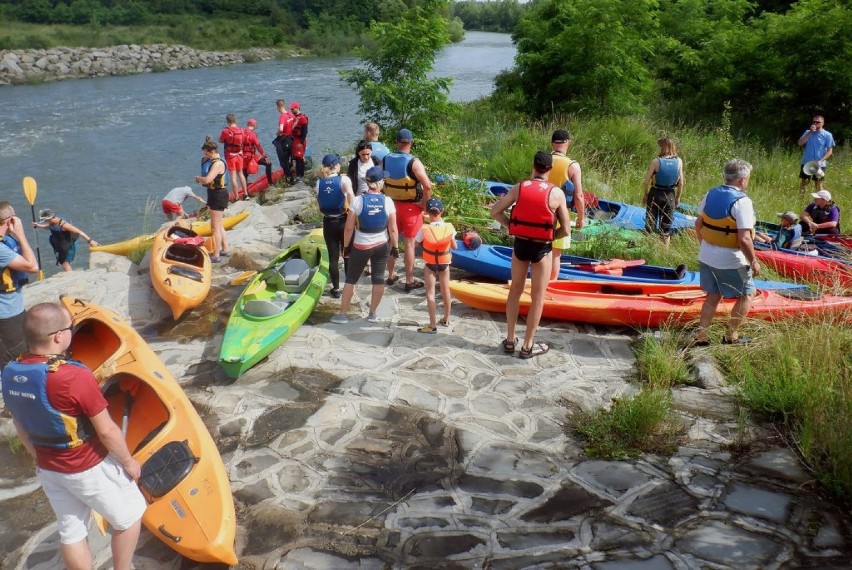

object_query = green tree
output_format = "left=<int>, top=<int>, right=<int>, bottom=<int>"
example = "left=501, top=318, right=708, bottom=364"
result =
left=340, top=0, right=453, bottom=133
left=501, top=0, right=658, bottom=116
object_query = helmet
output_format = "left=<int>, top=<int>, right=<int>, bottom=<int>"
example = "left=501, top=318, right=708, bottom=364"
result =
left=463, top=231, right=482, bottom=251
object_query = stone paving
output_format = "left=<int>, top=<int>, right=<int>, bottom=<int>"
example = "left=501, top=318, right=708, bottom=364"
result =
left=1, top=187, right=849, bottom=569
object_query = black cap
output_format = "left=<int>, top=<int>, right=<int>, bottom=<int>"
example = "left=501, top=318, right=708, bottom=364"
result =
left=533, top=151, right=553, bottom=170
left=551, top=129, right=571, bottom=143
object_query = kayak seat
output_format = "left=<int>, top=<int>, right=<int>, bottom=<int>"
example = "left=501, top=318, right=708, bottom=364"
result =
left=167, top=265, right=203, bottom=282
left=139, top=440, right=198, bottom=500
left=167, top=226, right=198, bottom=240
left=278, top=258, right=312, bottom=293
left=675, top=264, right=687, bottom=280
left=165, top=244, right=205, bottom=268
left=243, top=298, right=290, bottom=318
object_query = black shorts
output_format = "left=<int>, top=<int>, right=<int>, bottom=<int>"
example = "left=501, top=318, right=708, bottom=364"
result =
left=799, top=164, right=825, bottom=181
left=425, top=263, right=449, bottom=273
left=513, top=237, right=552, bottom=263
left=206, top=188, right=229, bottom=211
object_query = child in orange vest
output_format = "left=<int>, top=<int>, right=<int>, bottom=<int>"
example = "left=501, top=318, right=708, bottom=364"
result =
left=415, top=198, right=457, bottom=333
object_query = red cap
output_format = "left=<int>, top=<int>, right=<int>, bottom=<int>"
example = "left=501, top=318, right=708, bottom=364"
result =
left=247, top=118, right=257, bottom=126
left=289, top=101, right=300, bottom=110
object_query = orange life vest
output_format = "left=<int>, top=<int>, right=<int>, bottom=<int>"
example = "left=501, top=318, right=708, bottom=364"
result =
left=421, top=224, right=454, bottom=265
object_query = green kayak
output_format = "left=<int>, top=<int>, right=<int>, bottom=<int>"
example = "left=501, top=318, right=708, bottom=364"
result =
left=219, top=231, right=329, bottom=378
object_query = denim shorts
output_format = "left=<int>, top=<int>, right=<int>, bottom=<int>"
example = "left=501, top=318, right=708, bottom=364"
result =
left=699, top=262, right=756, bottom=298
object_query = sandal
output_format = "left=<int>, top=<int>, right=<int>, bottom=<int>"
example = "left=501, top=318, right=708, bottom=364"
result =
left=501, top=337, right=518, bottom=354
left=418, top=325, right=438, bottom=334
left=404, top=279, right=425, bottom=292
left=439, top=318, right=450, bottom=327
left=722, top=335, right=752, bottom=345
left=519, top=342, right=549, bottom=359
left=386, top=275, right=399, bottom=286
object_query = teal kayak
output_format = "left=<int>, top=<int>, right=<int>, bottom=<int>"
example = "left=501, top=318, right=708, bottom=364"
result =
left=219, top=231, right=329, bottom=378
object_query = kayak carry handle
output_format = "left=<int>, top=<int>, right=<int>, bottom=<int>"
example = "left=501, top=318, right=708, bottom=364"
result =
left=159, top=524, right=182, bottom=543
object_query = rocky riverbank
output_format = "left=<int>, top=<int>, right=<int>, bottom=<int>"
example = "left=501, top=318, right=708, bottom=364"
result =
left=0, top=44, right=282, bottom=85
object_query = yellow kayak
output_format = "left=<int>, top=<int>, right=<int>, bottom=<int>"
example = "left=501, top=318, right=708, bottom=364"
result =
left=150, top=224, right=213, bottom=320
left=62, top=297, right=238, bottom=565
left=91, top=211, right=249, bottom=257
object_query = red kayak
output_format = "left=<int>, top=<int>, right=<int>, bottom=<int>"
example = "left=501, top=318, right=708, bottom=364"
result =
left=449, top=279, right=852, bottom=328
left=228, top=168, right=284, bottom=201
left=756, top=249, right=852, bottom=289
left=814, top=234, right=852, bottom=250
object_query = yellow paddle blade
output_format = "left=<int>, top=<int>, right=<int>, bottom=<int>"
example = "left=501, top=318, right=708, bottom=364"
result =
left=230, top=270, right=257, bottom=286
left=22, top=177, right=37, bottom=205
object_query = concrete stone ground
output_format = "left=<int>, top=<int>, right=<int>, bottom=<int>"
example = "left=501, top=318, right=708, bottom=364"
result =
left=1, top=187, right=849, bottom=569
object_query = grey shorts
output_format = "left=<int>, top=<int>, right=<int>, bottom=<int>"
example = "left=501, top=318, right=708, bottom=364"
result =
left=699, top=262, right=756, bottom=298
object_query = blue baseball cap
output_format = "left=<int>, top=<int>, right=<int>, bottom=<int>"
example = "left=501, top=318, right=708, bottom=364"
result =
left=322, top=153, right=342, bottom=167
left=396, top=128, right=414, bottom=142
left=426, top=198, right=444, bottom=212
left=365, top=166, right=389, bottom=183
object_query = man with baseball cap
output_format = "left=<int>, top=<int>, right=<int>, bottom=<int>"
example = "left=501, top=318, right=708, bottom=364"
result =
left=491, top=151, right=571, bottom=359
left=797, top=115, right=834, bottom=193
left=382, top=128, right=433, bottom=292
left=801, top=189, right=841, bottom=235
left=547, top=129, right=585, bottom=279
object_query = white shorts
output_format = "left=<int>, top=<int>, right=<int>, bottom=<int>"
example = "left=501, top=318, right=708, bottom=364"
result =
left=38, top=455, right=147, bottom=544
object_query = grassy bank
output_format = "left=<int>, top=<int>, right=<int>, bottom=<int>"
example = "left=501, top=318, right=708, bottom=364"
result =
left=419, top=102, right=851, bottom=499
left=0, top=17, right=370, bottom=55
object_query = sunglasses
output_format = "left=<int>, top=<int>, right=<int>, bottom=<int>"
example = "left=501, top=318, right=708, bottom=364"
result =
left=47, top=324, right=74, bottom=337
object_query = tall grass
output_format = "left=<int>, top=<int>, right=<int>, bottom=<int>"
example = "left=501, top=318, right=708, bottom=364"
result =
left=715, top=314, right=852, bottom=499
left=423, top=103, right=850, bottom=495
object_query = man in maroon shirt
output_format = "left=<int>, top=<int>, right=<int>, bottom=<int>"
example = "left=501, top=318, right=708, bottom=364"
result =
left=1, top=302, right=146, bottom=570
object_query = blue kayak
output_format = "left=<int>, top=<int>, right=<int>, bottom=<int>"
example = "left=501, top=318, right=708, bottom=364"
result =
left=451, top=240, right=807, bottom=290
left=481, top=180, right=696, bottom=232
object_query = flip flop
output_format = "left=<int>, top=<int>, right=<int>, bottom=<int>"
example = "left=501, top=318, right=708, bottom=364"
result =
left=501, top=337, right=518, bottom=354
left=519, top=342, right=549, bottom=359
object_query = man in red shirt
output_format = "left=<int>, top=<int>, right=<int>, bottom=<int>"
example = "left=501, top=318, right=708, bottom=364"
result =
left=273, top=99, right=295, bottom=181
left=242, top=118, right=274, bottom=187
left=1, top=302, right=146, bottom=570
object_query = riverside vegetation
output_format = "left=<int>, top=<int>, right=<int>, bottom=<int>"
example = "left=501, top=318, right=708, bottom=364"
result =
left=412, top=102, right=851, bottom=500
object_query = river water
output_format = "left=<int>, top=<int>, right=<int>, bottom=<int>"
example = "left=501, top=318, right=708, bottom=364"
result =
left=0, top=31, right=515, bottom=274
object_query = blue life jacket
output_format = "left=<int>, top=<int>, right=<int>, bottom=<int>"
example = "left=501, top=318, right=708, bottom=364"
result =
left=317, top=175, right=346, bottom=216
left=653, top=157, right=679, bottom=189
left=1, top=235, right=29, bottom=293
left=383, top=152, right=421, bottom=202
left=1, top=358, right=95, bottom=449
left=777, top=224, right=803, bottom=249
left=699, top=185, right=751, bottom=248
left=201, top=157, right=227, bottom=189
left=358, top=193, right=388, bottom=233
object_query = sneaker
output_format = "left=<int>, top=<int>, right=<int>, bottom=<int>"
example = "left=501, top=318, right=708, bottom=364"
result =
left=210, top=256, right=222, bottom=264
left=330, top=313, right=349, bottom=324
left=329, top=288, right=341, bottom=299
left=418, top=325, right=438, bottom=334
left=366, top=312, right=379, bottom=323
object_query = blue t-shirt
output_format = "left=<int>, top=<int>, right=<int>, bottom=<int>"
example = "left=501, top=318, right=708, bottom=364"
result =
left=370, top=142, right=391, bottom=162
left=801, top=129, right=835, bottom=164
left=0, top=243, right=24, bottom=318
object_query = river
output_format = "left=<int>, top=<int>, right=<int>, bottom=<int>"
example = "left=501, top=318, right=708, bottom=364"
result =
left=0, top=31, right=515, bottom=275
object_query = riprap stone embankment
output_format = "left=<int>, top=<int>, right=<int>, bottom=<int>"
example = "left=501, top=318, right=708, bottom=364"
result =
left=0, top=44, right=280, bottom=85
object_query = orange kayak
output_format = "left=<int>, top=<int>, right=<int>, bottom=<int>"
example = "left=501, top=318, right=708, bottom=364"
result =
left=62, top=297, right=238, bottom=566
left=150, top=225, right=212, bottom=319
left=449, top=279, right=852, bottom=328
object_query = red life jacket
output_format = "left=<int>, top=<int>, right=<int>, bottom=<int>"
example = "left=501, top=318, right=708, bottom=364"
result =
left=508, top=179, right=556, bottom=241
left=242, top=129, right=260, bottom=157
left=220, top=125, right=244, bottom=155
